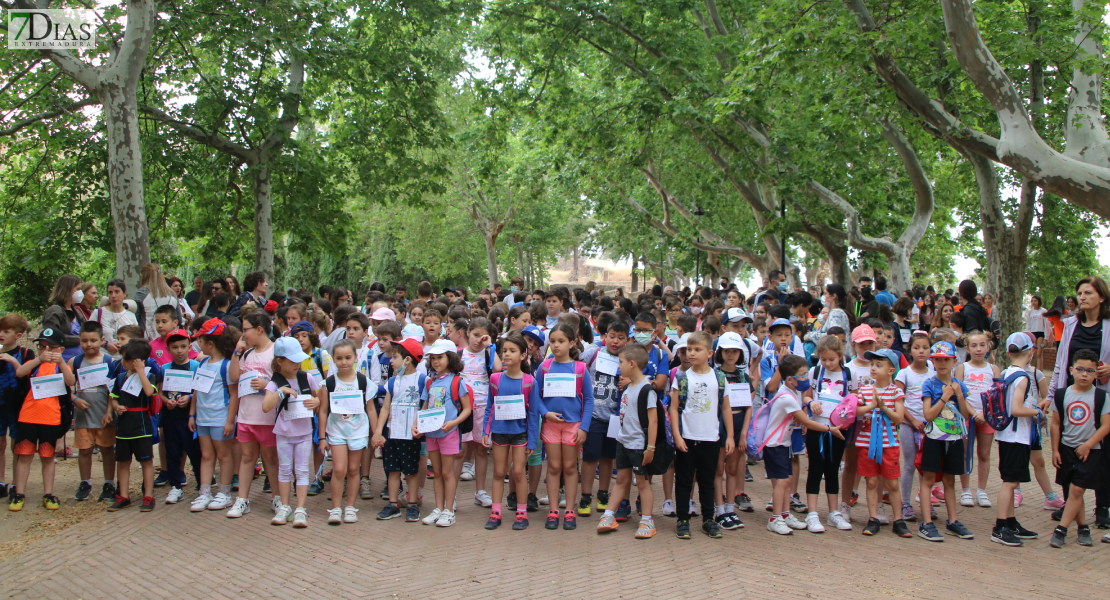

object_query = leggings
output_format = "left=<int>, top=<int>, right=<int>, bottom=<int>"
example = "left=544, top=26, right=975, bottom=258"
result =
left=276, top=434, right=312, bottom=485
left=675, top=440, right=718, bottom=521
left=804, top=429, right=845, bottom=495
left=899, top=423, right=921, bottom=503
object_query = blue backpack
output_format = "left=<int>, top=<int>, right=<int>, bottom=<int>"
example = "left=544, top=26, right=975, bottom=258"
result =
left=981, top=370, right=1031, bottom=432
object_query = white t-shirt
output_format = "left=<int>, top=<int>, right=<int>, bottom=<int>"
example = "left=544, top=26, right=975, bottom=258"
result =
left=765, top=389, right=801, bottom=447
left=848, top=359, right=874, bottom=390
left=92, top=307, right=138, bottom=359
left=1026, top=308, right=1046, bottom=333
left=679, top=369, right=720, bottom=442
left=809, top=365, right=852, bottom=425
left=895, top=365, right=936, bottom=421
left=995, top=365, right=1037, bottom=445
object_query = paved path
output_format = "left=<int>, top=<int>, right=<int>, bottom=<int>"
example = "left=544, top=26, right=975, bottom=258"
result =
left=0, top=448, right=1105, bottom=599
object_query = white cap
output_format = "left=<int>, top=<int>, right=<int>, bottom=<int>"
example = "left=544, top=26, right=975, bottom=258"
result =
left=724, top=307, right=753, bottom=324
left=717, top=331, right=747, bottom=351
left=424, top=339, right=457, bottom=356
left=673, top=333, right=691, bottom=352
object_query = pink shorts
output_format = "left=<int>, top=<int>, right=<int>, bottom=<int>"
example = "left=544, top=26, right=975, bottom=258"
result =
left=425, top=429, right=461, bottom=455
left=541, top=420, right=581, bottom=446
left=460, top=410, right=484, bottom=443
left=237, top=423, right=277, bottom=447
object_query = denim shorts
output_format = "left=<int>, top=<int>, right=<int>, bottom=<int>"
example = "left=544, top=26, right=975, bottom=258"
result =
left=195, top=424, right=234, bottom=442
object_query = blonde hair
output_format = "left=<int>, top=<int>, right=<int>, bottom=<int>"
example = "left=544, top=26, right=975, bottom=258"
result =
left=309, top=309, right=331, bottom=335
left=140, top=263, right=175, bottom=298
left=931, top=327, right=958, bottom=344
left=816, top=334, right=844, bottom=357
left=960, top=329, right=992, bottom=347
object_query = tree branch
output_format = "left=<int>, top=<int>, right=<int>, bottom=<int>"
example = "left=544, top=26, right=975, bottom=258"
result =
left=878, top=119, right=933, bottom=251
left=139, top=104, right=254, bottom=162
left=805, top=179, right=898, bottom=255
left=0, top=97, right=97, bottom=136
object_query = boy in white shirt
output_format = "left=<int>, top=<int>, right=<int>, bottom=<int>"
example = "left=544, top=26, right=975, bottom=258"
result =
left=991, top=333, right=1042, bottom=546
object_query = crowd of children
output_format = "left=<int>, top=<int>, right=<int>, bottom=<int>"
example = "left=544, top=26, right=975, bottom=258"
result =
left=0, top=272, right=1104, bottom=550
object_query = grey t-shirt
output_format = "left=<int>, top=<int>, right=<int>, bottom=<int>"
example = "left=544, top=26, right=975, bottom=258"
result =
left=1061, top=386, right=1110, bottom=450
left=617, top=379, right=656, bottom=450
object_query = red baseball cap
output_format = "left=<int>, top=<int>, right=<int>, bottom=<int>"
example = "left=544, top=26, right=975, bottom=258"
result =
left=166, top=329, right=190, bottom=342
left=264, top=300, right=278, bottom=312
left=193, top=318, right=226, bottom=339
left=395, top=338, right=424, bottom=362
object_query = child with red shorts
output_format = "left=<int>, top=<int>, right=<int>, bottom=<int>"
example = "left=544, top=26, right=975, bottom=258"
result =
left=855, top=348, right=912, bottom=538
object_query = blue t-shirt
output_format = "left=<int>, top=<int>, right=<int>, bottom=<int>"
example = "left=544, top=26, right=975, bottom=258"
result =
left=875, top=290, right=896, bottom=307
left=920, top=376, right=970, bottom=415
left=530, top=360, right=595, bottom=431
left=483, top=373, right=538, bottom=449
left=195, top=358, right=231, bottom=427
left=421, top=374, right=465, bottom=439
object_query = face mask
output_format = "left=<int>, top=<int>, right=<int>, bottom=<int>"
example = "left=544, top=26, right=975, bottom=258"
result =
left=793, top=377, right=811, bottom=392
left=72, top=290, right=84, bottom=304
left=777, top=281, right=788, bottom=292
left=634, top=332, right=653, bottom=345
left=691, top=306, right=703, bottom=315
left=510, top=285, right=519, bottom=293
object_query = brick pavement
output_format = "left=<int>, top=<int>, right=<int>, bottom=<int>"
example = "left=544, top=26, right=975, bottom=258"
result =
left=0, top=445, right=1106, bottom=600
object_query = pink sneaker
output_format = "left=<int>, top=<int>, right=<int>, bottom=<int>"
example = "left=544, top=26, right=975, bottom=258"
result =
left=931, top=484, right=944, bottom=502
left=1044, top=496, right=1065, bottom=510
left=1013, top=489, right=1024, bottom=508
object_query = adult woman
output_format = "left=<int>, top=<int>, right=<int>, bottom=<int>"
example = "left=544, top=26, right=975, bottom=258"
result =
left=42, top=274, right=86, bottom=362
left=1048, top=277, right=1110, bottom=528
left=919, top=293, right=936, bottom=331
left=134, top=263, right=178, bottom=339
left=726, top=289, right=743, bottom=310
left=1025, top=296, right=1047, bottom=343
left=225, top=275, right=242, bottom=300
left=956, top=280, right=992, bottom=335
left=1044, top=295, right=1068, bottom=344
left=73, top=282, right=99, bottom=321
left=327, top=287, right=351, bottom=310
left=92, top=279, right=138, bottom=358
left=197, top=280, right=220, bottom=318
left=931, top=301, right=954, bottom=331
left=808, top=283, right=853, bottom=341
left=168, top=276, right=195, bottom=321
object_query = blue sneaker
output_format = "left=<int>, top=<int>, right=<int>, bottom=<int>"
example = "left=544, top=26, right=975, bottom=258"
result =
left=377, top=503, right=402, bottom=520
left=615, top=499, right=632, bottom=522
left=307, top=479, right=324, bottom=496
left=917, top=522, right=944, bottom=542
left=946, top=520, right=974, bottom=539
left=405, top=504, right=420, bottom=522
left=153, top=471, right=169, bottom=488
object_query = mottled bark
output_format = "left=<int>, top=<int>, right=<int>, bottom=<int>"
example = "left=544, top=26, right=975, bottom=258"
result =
left=251, top=161, right=274, bottom=281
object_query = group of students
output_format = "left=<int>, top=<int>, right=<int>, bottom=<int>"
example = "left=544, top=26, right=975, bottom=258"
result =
left=0, top=272, right=1104, bottom=550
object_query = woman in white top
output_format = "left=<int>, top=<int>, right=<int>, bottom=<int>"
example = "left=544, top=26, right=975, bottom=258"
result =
left=135, top=263, right=179, bottom=339
left=92, top=278, right=138, bottom=358
left=806, top=283, right=853, bottom=344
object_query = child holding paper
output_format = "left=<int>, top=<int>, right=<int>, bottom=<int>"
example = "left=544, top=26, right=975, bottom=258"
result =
left=106, top=339, right=159, bottom=513
left=9, top=328, right=74, bottom=512
left=320, top=339, right=377, bottom=524
left=69, top=321, right=117, bottom=502
left=159, top=329, right=201, bottom=505
left=373, top=338, right=426, bottom=523
left=413, top=339, right=471, bottom=527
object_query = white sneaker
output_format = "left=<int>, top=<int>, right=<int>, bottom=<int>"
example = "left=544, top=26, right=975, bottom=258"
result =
left=767, top=516, right=793, bottom=535
left=374, top=447, right=382, bottom=459
left=688, top=499, right=700, bottom=516
left=435, top=509, right=456, bottom=527
left=475, top=490, right=493, bottom=507
left=765, top=499, right=774, bottom=511
left=422, top=508, right=442, bottom=525
left=837, top=502, right=852, bottom=524
left=292, top=507, right=308, bottom=528
left=805, top=512, right=825, bottom=533
left=460, top=462, right=475, bottom=481
left=166, top=487, right=184, bottom=504
left=976, top=489, right=992, bottom=507
left=662, top=499, right=676, bottom=516
left=226, top=497, right=250, bottom=518
left=327, top=507, right=342, bottom=524
left=876, top=503, right=889, bottom=525
left=558, top=491, right=566, bottom=508
left=272, top=505, right=292, bottom=525
left=271, top=496, right=283, bottom=514
left=344, top=506, right=359, bottom=523
left=207, top=492, right=233, bottom=511
left=190, top=494, right=213, bottom=512
left=539, top=495, right=550, bottom=506
left=783, top=514, right=807, bottom=530
left=828, top=511, right=852, bottom=531
left=452, top=497, right=457, bottom=512
left=960, top=490, right=974, bottom=507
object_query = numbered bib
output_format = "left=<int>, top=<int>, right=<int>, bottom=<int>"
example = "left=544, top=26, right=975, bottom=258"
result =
left=121, top=368, right=150, bottom=397
left=900, top=328, right=911, bottom=343
left=543, top=373, right=576, bottom=397
left=594, top=352, right=619, bottom=376
left=494, top=394, right=526, bottom=420
left=812, top=392, right=841, bottom=425
left=727, top=382, right=752, bottom=408
left=606, top=414, right=620, bottom=438
left=390, top=406, right=413, bottom=440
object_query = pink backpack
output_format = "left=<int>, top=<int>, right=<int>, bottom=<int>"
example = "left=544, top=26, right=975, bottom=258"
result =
left=830, top=393, right=860, bottom=429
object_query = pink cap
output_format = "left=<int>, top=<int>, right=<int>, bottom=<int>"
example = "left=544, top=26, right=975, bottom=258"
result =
left=370, top=307, right=396, bottom=322
left=851, top=324, right=877, bottom=343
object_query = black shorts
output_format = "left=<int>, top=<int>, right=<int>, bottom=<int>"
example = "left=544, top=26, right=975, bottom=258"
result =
left=12, top=422, right=64, bottom=456
left=615, top=443, right=645, bottom=475
left=491, top=432, right=528, bottom=447
left=763, top=445, right=792, bottom=480
left=1055, top=445, right=1103, bottom=491
left=582, top=419, right=617, bottom=462
left=1033, top=331, right=1045, bottom=340
left=115, top=436, right=154, bottom=462
left=996, top=441, right=1031, bottom=483
left=719, top=409, right=748, bottom=448
left=383, top=438, right=421, bottom=475
left=919, top=437, right=965, bottom=475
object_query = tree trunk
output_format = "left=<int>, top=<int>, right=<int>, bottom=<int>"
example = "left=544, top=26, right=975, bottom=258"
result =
left=570, top=245, right=580, bottom=281
left=630, top=252, right=638, bottom=293
left=102, top=86, right=151, bottom=291
left=526, top=250, right=535, bottom=290
left=483, top=233, right=499, bottom=289
left=516, top=245, right=526, bottom=286
left=252, top=161, right=275, bottom=281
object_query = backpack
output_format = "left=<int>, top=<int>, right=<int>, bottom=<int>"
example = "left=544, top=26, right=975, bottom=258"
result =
left=746, top=392, right=793, bottom=461
left=486, top=372, right=535, bottom=436
left=197, top=357, right=231, bottom=406
left=981, top=370, right=1031, bottom=431
left=112, top=367, right=159, bottom=417
left=271, top=371, right=313, bottom=415
left=425, top=373, right=475, bottom=435
left=829, top=394, right=861, bottom=429
left=1054, top=388, right=1108, bottom=444
left=326, top=373, right=368, bottom=415
left=0, top=348, right=31, bottom=416
left=539, top=358, right=586, bottom=401
left=637, top=384, right=674, bottom=475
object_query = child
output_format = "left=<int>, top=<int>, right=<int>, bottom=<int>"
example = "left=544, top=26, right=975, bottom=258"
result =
left=344, top=311, right=380, bottom=501
left=149, top=304, right=198, bottom=367
left=460, top=317, right=501, bottom=509
left=531, top=323, right=595, bottom=530
left=581, top=315, right=630, bottom=518
left=261, top=338, right=321, bottom=527
left=481, top=332, right=536, bottom=530
left=597, top=344, right=660, bottom=538
left=803, top=335, right=854, bottom=531
left=421, top=309, right=443, bottom=348
left=842, top=325, right=876, bottom=512
left=894, top=331, right=935, bottom=522
left=288, top=320, right=332, bottom=496
left=990, top=333, right=1041, bottom=546
left=188, top=319, right=238, bottom=512
left=373, top=338, right=426, bottom=522
left=855, top=348, right=911, bottom=537
left=765, top=354, right=844, bottom=535
left=916, top=341, right=974, bottom=541
left=321, top=339, right=377, bottom=523
left=106, top=338, right=159, bottom=512
left=669, top=331, right=734, bottom=539
left=226, top=311, right=279, bottom=518
left=159, top=329, right=201, bottom=504
left=954, top=330, right=1000, bottom=507
left=0, top=314, right=33, bottom=498
left=69, top=321, right=117, bottom=502
left=759, top=318, right=805, bottom=513
left=415, top=340, right=472, bottom=527
left=1049, top=349, right=1110, bottom=547
left=9, top=328, right=73, bottom=511
left=714, top=332, right=754, bottom=530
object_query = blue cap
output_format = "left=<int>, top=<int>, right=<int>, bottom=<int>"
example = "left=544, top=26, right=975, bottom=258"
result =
left=288, top=321, right=314, bottom=336
left=768, top=318, right=793, bottom=332
left=522, top=325, right=545, bottom=347
left=274, top=337, right=310, bottom=364
left=929, top=341, right=958, bottom=358
left=864, top=348, right=901, bottom=366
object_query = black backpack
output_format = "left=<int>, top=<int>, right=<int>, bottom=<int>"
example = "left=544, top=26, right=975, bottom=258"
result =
left=271, top=371, right=313, bottom=414
left=637, top=385, right=674, bottom=476
left=325, top=373, right=368, bottom=415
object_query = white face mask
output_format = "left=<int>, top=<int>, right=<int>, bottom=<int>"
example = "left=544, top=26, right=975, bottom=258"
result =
left=691, top=306, right=703, bottom=315
left=72, top=290, right=84, bottom=305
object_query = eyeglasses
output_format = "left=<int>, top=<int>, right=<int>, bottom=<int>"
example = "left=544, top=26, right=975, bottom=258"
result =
left=1073, top=367, right=1097, bottom=375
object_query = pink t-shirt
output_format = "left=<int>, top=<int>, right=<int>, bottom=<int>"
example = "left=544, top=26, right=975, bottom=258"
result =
left=149, top=335, right=199, bottom=366
left=265, top=376, right=321, bottom=437
left=237, top=342, right=276, bottom=426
